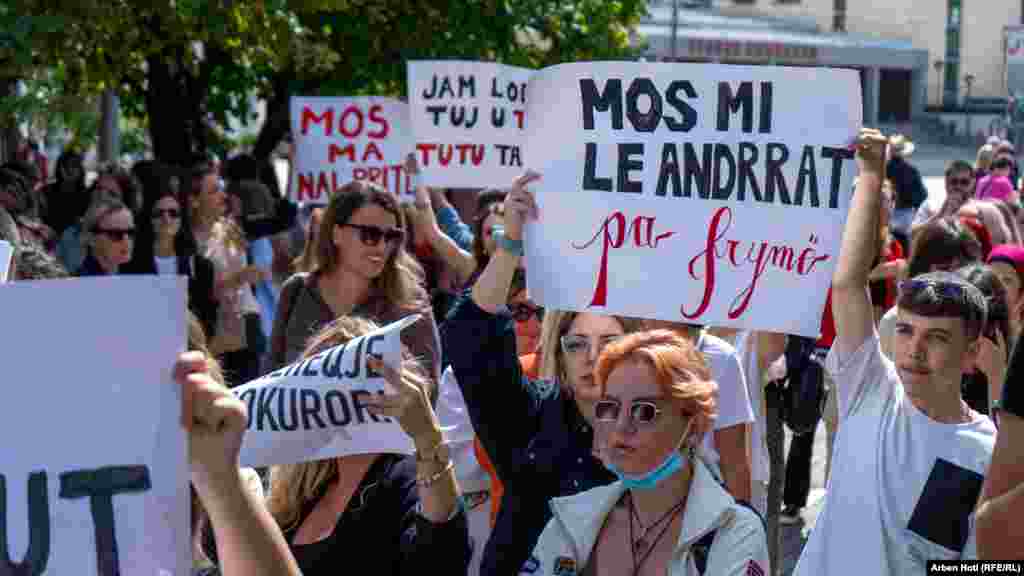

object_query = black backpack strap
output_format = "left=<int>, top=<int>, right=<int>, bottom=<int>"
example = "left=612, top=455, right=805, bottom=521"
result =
left=733, top=499, right=768, bottom=532
left=692, top=529, right=718, bottom=576
left=692, top=501, right=767, bottom=575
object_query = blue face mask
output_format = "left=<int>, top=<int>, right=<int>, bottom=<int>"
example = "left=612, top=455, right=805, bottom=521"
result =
left=603, top=423, right=692, bottom=491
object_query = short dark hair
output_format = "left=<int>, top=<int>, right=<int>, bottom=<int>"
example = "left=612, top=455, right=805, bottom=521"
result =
left=472, top=189, right=507, bottom=275
left=957, top=263, right=1011, bottom=343
left=945, top=160, right=975, bottom=179
left=908, top=218, right=982, bottom=279
left=897, top=271, right=988, bottom=341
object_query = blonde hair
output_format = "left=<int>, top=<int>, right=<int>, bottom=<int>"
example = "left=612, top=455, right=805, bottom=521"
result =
left=595, top=329, right=717, bottom=441
left=977, top=144, right=996, bottom=172
left=538, top=310, right=645, bottom=385
left=266, top=315, right=434, bottom=532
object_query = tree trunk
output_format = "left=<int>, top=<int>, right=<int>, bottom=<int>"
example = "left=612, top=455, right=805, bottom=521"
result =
left=146, top=53, right=198, bottom=167
left=1, top=79, right=20, bottom=163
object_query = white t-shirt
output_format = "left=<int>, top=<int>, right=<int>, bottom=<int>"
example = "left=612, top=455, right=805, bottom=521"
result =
left=696, top=332, right=755, bottom=481
left=794, top=332, right=996, bottom=576
left=733, top=331, right=770, bottom=487
left=878, top=305, right=898, bottom=360
left=436, top=366, right=492, bottom=576
left=154, top=255, right=177, bottom=276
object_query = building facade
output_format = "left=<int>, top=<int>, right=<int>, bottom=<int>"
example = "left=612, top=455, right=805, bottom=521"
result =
left=639, top=0, right=1022, bottom=123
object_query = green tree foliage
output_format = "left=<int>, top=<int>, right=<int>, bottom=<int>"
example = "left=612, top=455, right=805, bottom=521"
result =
left=2, top=0, right=647, bottom=168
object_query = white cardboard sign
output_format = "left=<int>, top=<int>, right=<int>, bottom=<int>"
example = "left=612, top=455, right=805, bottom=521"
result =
left=523, top=62, right=861, bottom=337
left=233, top=315, right=422, bottom=468
left=0, top=276, right=188, bottom=575
left=408, top=60, right=533, bottom=188
left=0, top=240, right=12, bottom=282
left=290, top=96, right=414, bottom=205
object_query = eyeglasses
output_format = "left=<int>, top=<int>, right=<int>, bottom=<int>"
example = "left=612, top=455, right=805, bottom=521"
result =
left=948, top=177, right=974, bottom=188
left=594, top=399, right=664, bottom=426
left=93, top=227, right=136, bottom=242
left=341, top=223, right=405, bottom=247
left=560, top=334, right=622, bottom=357
left=509, top=302, right=544, bottom=322
left=151, top=209, right=180, bottom=220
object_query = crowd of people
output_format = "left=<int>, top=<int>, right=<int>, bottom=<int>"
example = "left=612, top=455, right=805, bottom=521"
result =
left=1, top=123, right=1023, bottom=575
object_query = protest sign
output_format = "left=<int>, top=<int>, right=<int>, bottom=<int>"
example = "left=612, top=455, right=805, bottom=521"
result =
left=233, top=315, right=422, bottom=468
left=523, top=62, right=861, bottom=336
left=0, top=276, right=188, bottom=575
left=290, top=97, right=414, bottom=204
left=0, top=240, right=11, bottom=282
left=408, top=60, right=532, bottom=188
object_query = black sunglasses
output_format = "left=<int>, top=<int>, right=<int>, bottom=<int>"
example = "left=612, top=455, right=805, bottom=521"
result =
left=93, top=227, right=136, bottom=241
left=948, top=177, right=973, bottom=187
left=594, top=399, right=663, bottom=426
left=509, top=302, right=544, bottom=322
left=341, top=223, right=405, bottom=247
left=151, top=209, right=180, bottom=220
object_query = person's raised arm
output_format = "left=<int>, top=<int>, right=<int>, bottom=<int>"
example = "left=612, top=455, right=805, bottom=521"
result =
left=430, top=190, right=474, bottom=252
left=975, top=340, right=1024, bottom=559
left=365, top=356, right=460, bottom=523
left=832, top=129, right=888, bottom=360
left=472, top=171, right=539, bottom=313
left=975, top=411, right=1024, bottom=559
left=413, top=186, right=477, bottom=283
left=441, top=171, right=545, bottom=484
left=176, top=352, right=301, bottom=576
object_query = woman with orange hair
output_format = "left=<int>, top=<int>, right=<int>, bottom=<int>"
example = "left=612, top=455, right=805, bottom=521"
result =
left=531, top=330, right=768, bottom=576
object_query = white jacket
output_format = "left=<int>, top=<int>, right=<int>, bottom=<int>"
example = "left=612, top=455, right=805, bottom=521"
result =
left=528, top=458, right=769, bottom=576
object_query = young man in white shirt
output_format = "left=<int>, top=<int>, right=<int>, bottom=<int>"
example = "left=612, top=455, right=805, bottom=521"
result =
left=793, top=129, right=997, bottom=575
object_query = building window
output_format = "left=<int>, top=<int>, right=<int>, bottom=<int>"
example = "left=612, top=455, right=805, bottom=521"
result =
left=733, top=0, right=756, bottom=4
left=833, top=0, right=846, bottom=32
left=944, top=0, right=962, bottom=106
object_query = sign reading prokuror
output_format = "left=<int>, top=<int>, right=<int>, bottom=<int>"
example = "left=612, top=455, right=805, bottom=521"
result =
left=0, top=276, right=189, bottom=575
left=523, top=62, right=861, bottom=337
left=290, top=96, right=413, bottom=204
left=233, top=315, right=421, bottom=468
left=408, top=60, right=532, bottom=188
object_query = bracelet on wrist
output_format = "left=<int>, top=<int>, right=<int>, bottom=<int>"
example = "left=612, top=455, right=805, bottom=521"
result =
left=416, top=459, right=454, bottom=487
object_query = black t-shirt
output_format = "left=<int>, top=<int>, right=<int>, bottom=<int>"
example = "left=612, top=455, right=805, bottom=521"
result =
left=1001, top=340, right=1024, bottom=418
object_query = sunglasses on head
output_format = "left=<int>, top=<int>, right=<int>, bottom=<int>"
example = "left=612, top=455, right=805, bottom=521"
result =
left=560, top=334, right=622, bottom=357
left=151, top=208, right=180, bottom=220
left=341, top=223, right=405, bottom=247
left=898, top=279, right=967, bottom=299
left=93, top=227, right=136, bottom=241
left=509, top=302, right=544, bottom=322
left=593, top=399, right=664, bottom=426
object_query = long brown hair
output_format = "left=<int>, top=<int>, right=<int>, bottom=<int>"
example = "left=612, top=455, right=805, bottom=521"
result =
left=267, top=316, right=434, bottom=531
left=315, top=181, right=427, bottom=315
left=471, top=189, right=506, bottom=274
